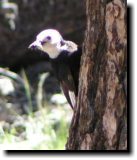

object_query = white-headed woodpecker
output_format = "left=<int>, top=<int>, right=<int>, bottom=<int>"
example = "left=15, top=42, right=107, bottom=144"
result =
left=29, top=29, right=82, bottom=109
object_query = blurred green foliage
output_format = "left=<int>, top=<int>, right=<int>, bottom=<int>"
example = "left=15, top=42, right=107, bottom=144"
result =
left=0, top=68, right=72, bottom=150
left=0, top=102, right=71, bottom=150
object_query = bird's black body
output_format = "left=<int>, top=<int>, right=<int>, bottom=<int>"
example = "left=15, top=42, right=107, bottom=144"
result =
left=29, top=29, right=82, bottom=109
left=50, top=47, right=82, bottom=108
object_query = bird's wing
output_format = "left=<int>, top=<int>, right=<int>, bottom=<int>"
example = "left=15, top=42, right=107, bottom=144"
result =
left=59, top=66, right=77, bottom=109
left=61, top=80, right=76, bottom=109
left=60, top=45, right=82, bottom=109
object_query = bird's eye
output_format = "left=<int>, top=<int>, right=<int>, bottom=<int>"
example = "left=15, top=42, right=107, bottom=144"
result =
left=60, top=40, right=65, bottom=46
left=46, top=36, right=51, bottom=40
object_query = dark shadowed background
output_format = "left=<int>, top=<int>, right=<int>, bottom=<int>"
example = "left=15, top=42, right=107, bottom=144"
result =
left=0, top=0, right=86, bottom=150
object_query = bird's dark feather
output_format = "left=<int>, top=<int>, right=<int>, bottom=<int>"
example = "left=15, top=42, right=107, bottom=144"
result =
left=50, top=47, right=82, bottom=109
left=60, top=81, right=75, bottom=109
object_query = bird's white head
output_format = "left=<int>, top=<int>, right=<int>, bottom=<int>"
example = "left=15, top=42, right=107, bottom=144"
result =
left=29, top=29, right=67, bottom=59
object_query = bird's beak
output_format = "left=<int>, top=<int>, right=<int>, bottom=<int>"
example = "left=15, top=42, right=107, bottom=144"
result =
left=28, top=40, right=43, bottom=50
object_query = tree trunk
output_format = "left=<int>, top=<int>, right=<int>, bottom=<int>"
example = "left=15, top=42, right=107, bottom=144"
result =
left=66, top=0, right=127, bottom=150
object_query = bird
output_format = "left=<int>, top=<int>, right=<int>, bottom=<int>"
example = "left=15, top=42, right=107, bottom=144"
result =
left=29, top=29, right=82, bottom=109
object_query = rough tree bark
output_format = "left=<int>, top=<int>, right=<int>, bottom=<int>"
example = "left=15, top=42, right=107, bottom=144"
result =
left=66, top=0, right=127, bottom=150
